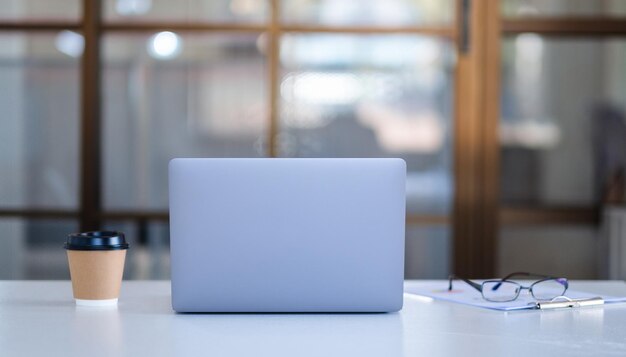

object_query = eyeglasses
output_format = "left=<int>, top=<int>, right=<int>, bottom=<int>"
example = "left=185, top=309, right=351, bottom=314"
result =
left=448, top=272, right=569, bottom=302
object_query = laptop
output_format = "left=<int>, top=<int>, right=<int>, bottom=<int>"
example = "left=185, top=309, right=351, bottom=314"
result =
left=169, top=158, right=406, bottom=312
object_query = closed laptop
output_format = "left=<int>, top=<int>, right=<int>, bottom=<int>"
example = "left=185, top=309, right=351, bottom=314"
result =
left=169, top=158, right=405, bottom=312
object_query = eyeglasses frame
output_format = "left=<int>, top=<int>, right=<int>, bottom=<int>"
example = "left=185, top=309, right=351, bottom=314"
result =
left=448, top=272, right=569, bottom=302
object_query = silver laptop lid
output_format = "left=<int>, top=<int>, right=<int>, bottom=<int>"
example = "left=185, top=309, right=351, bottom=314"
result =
left=169, top=158, right=405, bottom=312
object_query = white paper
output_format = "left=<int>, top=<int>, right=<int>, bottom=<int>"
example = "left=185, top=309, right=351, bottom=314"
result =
left=405, top=281, right=626, bottom=311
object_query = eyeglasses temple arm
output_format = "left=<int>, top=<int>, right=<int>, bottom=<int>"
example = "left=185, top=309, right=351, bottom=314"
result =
left=448, top=275, right=482, bottom=293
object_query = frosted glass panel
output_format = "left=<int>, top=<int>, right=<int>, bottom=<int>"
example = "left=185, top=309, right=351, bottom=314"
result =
left=405, top=225, right=450, bottom=279
left=280, top=34, right=455, bottom=215
left=502, top=0, right=626, bottom=18
left=103, top=33, right=267, bottom=209
left=0, top=0, right=80, bottom=21
left=0, top=33, right=80, bottom=209
left=500, top=37, right=626, bottom=206
left=104, top=0, right=268, bottom=23
left=0, top=218, right=77, bottom=279
left=499, top=225, right=597, bottom=279
left=282, top=0, right=454, bottom=26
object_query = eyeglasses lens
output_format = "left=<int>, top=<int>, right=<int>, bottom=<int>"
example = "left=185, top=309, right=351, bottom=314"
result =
left=482, top=281, right=520, bottom=302
left=531, top=279, right=568, bottom=300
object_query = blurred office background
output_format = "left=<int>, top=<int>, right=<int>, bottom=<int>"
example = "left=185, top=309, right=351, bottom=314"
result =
left=0, top=0, right=625, bottom=280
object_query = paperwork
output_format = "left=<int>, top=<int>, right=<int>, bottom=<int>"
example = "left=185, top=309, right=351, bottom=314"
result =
left=405, top=281, right=626, bottom=311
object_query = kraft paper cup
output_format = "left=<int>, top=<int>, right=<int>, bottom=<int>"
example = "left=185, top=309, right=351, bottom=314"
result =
left=65, top=231, right=129, bottom=307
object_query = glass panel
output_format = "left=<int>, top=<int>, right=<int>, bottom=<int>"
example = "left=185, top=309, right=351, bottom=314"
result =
left=0, top=0, right=81, bottom=21
left=500, top=37, right=626, bottom=206
left=0, top=218, right=77, bottom=279
left=103, top=0, right=268, bottom=23
left=405, top=225, right=450, bottom=279
left=502, top=0, right=626, bottom=18
left=103, top=33, right=267, bottom=210
left=104, top=221, right=170, bottom=279
left=282, top=0, right=454, bottom=26
left=0, top=218, right=170, bottom=280
left=279, top=34, right=455, bottom=215
left=498, top=225, right=598, bottom=279
left=0, top=33, right=80, bottom=209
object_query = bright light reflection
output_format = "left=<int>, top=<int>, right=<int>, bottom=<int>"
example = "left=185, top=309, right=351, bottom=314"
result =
left=500, top=120, right=561, bottom=149
left=404, top=294, right=434, bottom=303
left=147, top=31, right=182, bottom=60
left=515, top=33, right=544, bottom=83
left=516, top=33, right=544, bottom=63
left=281, top=72, right=362, bottom=105
left=255, top=32, right=267, bottom=55
left=357, top=103, right=445, bottom=154
left=230, top=0, right=263, bottom=16
left=116, top=0, right=152, bottom=16
left=516, top=4, right=539, bottom=16
left=514, top=33, right=545, bottom=120
left=55, top=30, right=84, bottom=58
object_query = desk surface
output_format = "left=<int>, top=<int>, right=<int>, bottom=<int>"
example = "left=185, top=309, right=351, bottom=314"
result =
left=1, top=280, right=626, bottom=357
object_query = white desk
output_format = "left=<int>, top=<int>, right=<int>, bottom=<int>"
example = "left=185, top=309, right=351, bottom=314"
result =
left=1, top=280, right=626, bottom=356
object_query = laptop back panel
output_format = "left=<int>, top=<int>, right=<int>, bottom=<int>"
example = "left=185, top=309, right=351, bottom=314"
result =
left=169, top=158, right=405, bottom=312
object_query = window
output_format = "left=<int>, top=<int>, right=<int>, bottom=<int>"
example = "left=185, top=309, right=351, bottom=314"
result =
left=0, top=0, right=456, bottom=279
left=498, top=0, right=626, bottom=278
left=3, top=0, right=623, bottom=280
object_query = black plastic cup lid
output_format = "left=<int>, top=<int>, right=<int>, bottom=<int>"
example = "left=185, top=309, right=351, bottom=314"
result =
left=64, top=231, right=129, bottom=251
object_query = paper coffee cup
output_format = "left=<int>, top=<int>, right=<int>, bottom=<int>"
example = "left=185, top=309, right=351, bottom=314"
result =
left=65, top=231, right=129, bottom=306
